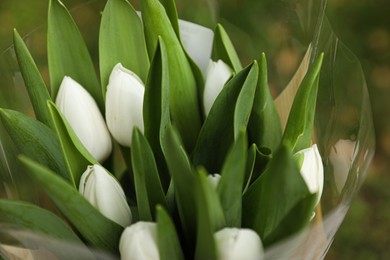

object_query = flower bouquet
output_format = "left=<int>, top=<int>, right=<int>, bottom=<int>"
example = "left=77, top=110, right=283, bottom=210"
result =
left=0, top=0, right=375, bottom=259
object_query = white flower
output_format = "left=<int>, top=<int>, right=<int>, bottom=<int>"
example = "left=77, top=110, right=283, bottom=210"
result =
left=55, top=76, right=112, bottom=162
left=207, top=173, right=221, bottom=189
left=79, top=164, right=132, bottom=227
left=296, top=144, right=324, bottom=206
left=119, top=222, right=159, bottom=260
left=179, top=19, right=214, bottom=75
left=214, top=228, right=264, bottom=260
left=203, top=60, right=232, bottom=116
left=105, top=63, right=145, bottom=147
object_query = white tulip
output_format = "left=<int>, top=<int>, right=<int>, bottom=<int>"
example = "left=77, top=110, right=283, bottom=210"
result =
left=119, top=222, right=159, bottom=260
left=79, top=164, right=132, bottom=228
left=179, top=19, right=214, bottom=75
left=55, top=76, right=112, bottom=162
left=295, top=144, right=324, bottom=206
left=207, top=173, right=221, bottom=189
left=214, top=228, right=264, bottom=260
left=105, top=63, right=145, bottom=147
left=203, top=60, right=232, bottom=116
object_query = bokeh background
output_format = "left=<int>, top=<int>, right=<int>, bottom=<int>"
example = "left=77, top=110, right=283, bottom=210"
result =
left=0, top=0, right=389, bottom=258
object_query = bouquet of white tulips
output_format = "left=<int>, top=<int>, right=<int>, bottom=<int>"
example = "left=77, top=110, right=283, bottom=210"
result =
left=0, top=0, right=375, bottom=259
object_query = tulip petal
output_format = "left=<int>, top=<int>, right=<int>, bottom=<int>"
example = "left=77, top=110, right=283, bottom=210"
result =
left=55, top=76, right=112, bottom=162
left=119, top=222, right=159, bottom=260
left=203, top=59, right=233, bottom=116
left=296, top=144, right=324, bottom=206
left=179, top=20, right=214, bottom=75
left=79, top=165, right=132, bottom=228
left=106, top=63, right=145, bottom=147
left=214, top=228, right=264, bottom=260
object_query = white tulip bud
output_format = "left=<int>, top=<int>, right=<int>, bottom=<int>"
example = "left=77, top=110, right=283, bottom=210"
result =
left=105, top=63, right=145, bottom=147
left=207, top=173, right=221, bottom=189
left=119, top=222, right=159, bottom=260
left=295, top=144, right=324, bottom=206
left=79, top=164, right=132, bottom=227
left=179, top=19, right=214, bottom=76
left=55, top=76, right=112, bottom=162
left=214, top=228, right=264, bottom=260
left=203, top=60, right=232, bottom=116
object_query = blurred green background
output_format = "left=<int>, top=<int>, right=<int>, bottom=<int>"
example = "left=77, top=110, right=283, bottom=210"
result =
left=0, top=0, right=389, bottom=258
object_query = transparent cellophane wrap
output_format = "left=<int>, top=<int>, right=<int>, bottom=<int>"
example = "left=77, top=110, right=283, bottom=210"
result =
left=0, top=0, right=375, bottom=259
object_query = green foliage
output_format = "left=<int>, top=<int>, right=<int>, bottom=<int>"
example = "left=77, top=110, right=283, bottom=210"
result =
left=141, top=0, right=202, bottom=151
left=99, top=0, right=150, bottom=92
left=0, top=200, right=81, bottom=242
left=48, top=0, right=102, bottom=108
left=19, top=156, right=123, bottom=253
left=13, top=30, right=52, bottom=127
left=192, top=62, right=258, bottom=173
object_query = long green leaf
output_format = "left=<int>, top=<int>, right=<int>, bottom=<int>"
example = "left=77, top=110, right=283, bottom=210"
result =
left=156, top=205, right=185, bottom=260
left=212, top=24, right=242, bottom=73
left=262, top=193, right=316, bottom=247
left=48, top=0, right=102, bottom=108
left=0, top=200, right=81, bottom=243
left=158, top=0, right=180, bottom=36
left=13, top=30, right=52, bottom=127
left=242, top=144, right=312, bottom=246
left=19, top=156, right=123, bottom=253
left=192, top=62, right=258, bottom=173
left=161, top=124, right=196, bottom=247
left=47, top=101, right=97, bottom=187
left=248, top=53, right=282, bottom=151
left=144, top=37, right=170, bottom=187
left=0, top=109, right=68, bottom=181
left=141, top=0, right=202, bottom=151
left=131, top=127, right=167, bottom=221
left=217, top=131, right=247, bottom=227
left=281, top=54, right=324, bottom=153
left=194, top=169, right=225, bottom=260
left=99, top=0, right=149, bottom=93
left=234, top=61, right=259, bottom=139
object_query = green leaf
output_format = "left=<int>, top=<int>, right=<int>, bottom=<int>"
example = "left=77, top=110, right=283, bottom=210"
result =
left=248, top=53, right=282, bottom=151
left=144, top=37, right=170, bottom=187
left=212, top=24, right=242, bottom=73
left=19, top=156, right=123, bottom=253
left=141, top=0, right=202, bottom=151
left=243, top=144, right=257, bottom=193
left=47, top=101, right=97, bottom=187
left=48, top=0, right=102, bottom=109
left=242, top=144, right=312, bottom=247
left=281, top=54, right=324, bottom=153
left=194, top=169, right=225, bottom=260
left=0, top=200, right=81, bottom=242
left=161, top=124, right=196, bottom=246
left=262, top=193, right=316, bottom=247
left=217, top=130, right=247, bottom=227
left=156, top=205, right=185, bottom=260
left=13, top=30, right=52, bottom=127
left=99, top=0, right=149, bottom=93
left=131, top=127, right=167, bottom=221
left=0, top=109, right=68, bottom=181
left=158, top=0, right=180, bottom=37
left=192, top=62, right=258, bottom=173
left=251, top=146, right=273, bottom=183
